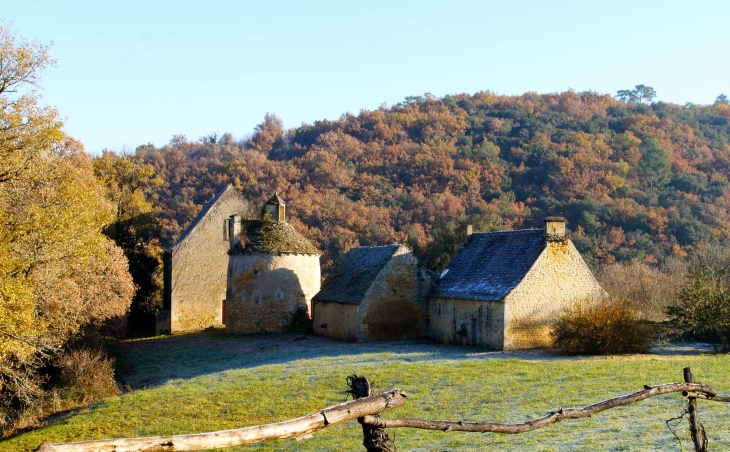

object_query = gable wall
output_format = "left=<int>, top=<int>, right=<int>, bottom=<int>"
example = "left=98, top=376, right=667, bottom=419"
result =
left=169, top=189, right=246, bottom=332
left=357, top=247, right=434, bottom=341
left=503, top=240, right=605, bottom=349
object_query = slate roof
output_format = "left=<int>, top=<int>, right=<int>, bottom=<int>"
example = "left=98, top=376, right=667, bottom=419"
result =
left=265, top=192, right=286, bottom=206
left=232, top=219, right=320, bottom=255
left=169, top=184, right=245, bottom=251
left=313, top=244, right=402, bottom=305
left=430, top=229, right=545, bottom=302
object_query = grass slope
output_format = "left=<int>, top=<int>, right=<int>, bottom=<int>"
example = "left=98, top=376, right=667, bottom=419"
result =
left=4, top=331, right=730, bottom=451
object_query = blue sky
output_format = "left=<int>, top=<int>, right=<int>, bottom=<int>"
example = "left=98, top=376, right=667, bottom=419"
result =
left=5, top=0, right=729, bottom=154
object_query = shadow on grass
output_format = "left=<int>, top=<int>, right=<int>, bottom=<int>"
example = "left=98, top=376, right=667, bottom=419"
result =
left=115, top=329, right=719, bottom=390
left=114, top=330, right=495, bottom=389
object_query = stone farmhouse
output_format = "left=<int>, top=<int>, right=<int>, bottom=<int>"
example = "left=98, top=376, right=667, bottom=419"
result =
left=312, top=244, right=435, bottom=341
left=158, top=184, right=602, bottom=351
left=225, top=193, right=321, bottom=334
left=429, top=217, right=605, bottom=350
left=157, top=184, right=249, bottom=335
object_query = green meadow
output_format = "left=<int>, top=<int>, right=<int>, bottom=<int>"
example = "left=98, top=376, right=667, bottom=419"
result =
left=4, top=331, right=730, bottom=451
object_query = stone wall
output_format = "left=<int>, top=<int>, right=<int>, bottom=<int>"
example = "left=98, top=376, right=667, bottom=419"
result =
left=168, top=186, right=247, bottom=332
left=357, top=247, right=434, bottom=341
left=428, top=297, right=505, bottom=349
left=313, top=301, right=359, bottom=341
left=503, top=240, right=606, bottom=349
left=226, top=253, right=321, bottom=334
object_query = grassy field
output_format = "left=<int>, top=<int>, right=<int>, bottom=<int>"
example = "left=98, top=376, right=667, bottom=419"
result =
left=3, top=331, right=730, bottom=451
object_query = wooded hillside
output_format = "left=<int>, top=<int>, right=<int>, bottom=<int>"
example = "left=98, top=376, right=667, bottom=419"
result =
left=125, top=90, right=730, bottom=271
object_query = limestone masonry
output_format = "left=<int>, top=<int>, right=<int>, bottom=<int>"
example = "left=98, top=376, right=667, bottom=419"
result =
left=160, top=186, right=603, bottom=350
left=157, top=184, right=248, bottom=334
left=225, top=193, right=321, bottom=334
left=429, top=217, right=606, bottom=350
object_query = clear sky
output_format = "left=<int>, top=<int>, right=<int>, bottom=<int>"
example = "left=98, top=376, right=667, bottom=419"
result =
left=5, top=0, right=729, bottom=154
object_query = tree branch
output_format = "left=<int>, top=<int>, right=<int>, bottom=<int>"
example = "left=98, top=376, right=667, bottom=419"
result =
left=36, top=389, right=408, bottom=452
left=360, top=382, right=719, bottom=434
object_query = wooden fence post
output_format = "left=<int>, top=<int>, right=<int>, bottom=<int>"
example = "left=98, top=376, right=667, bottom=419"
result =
left=347, top=374, right=393, bottom=452
left=684, top=367, right=707, bottom=452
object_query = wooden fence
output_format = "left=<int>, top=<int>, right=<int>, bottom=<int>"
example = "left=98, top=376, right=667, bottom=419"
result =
left=36, top=367, right=728, bottom=452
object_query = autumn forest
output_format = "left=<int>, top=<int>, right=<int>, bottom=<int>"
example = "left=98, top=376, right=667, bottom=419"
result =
left=4, top=21, right=730, bottom=436
left=132, top=90, right=730, bottom=272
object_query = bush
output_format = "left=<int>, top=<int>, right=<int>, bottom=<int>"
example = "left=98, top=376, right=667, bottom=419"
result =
left=552, top=299, right=649, bottom=355
left=1, top=348, right=120, bottom=438
left=56, top=349, right=120, bottom=406
left=667, top=264, right=730, bottom=351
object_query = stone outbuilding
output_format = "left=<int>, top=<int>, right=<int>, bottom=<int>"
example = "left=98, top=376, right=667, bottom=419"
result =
left=313, top=244, right=436, bottom=342
left=226, top=193, right=321, bottom=334
left=429, top=218, right=605, bottom=350
left=157, top=184, right=250, bottom=334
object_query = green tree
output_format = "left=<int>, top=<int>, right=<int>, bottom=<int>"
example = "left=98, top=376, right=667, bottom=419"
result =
left=616, top=89, right=639, bottom=103
left=616, top=84, right=656, bottom=104
left=639, top=138, right=671, bottom=187
left=667, top=265, right=730, bottom=351
left=633, top=84, right=656, bottom=103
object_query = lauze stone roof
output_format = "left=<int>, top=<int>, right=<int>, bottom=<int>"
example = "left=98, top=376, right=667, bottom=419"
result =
left=430, top=229, right=545, bottom=302
left=313, top=244, right=402, bottom=305
left=233, top=219, right=320, bottom=255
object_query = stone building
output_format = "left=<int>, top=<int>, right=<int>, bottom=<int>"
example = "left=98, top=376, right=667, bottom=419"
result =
left=313, top=244, right=435, bottom=341
left=226, top=193, right=321, bottom=334
left=157, top=184, right=249, bottom=334
left=429, top=218, right=605, bottom=350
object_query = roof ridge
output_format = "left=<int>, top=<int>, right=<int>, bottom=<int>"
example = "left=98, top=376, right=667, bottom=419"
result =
left=169, top=184, right=242, bottom=251
left=472, top=228, right=543, bottom=235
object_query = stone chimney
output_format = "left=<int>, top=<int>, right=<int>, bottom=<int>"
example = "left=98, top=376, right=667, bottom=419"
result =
left=264, top=192, right=286, bottom=222
left=465, top=224, right=473, bottom=244
left=544, top=217, right=567, bottom=241
left=228, top=214, right=241, bottom=249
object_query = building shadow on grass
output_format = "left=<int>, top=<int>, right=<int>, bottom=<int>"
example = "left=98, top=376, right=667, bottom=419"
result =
left=115, top=330, right=719, bottom=390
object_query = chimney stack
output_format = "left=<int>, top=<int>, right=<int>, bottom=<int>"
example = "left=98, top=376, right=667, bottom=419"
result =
left=229, top=214, right=241, bottom=249
left=544, top=217, right=567, bottom=241
left=465, top=224, right=473, bottom=244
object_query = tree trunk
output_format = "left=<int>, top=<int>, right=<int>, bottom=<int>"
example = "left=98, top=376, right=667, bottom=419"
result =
left=36, top=388, right=407, bottom=452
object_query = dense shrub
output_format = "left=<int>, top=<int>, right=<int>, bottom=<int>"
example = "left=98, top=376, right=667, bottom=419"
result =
left=1, top=348, right=120, bottom=438
left=57, top=349, right=120, bottom=406
left=552, top=299, right=649, bottom=355
left=667, top=265, right=730, bottom=351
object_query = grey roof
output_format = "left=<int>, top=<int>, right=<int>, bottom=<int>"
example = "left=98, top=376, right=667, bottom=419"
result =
left=169, top=184, right=245, bottom=251
left=265, top=192, right=286, bottom=206
left=313, top=244, right=402, bottom=304
left=430, top=229, right=545, bottom=302
left=232, top=219, right=320, bottom=255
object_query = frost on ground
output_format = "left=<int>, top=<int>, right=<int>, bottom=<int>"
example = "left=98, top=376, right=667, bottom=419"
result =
left=117, top=330, right=720, bottom=389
